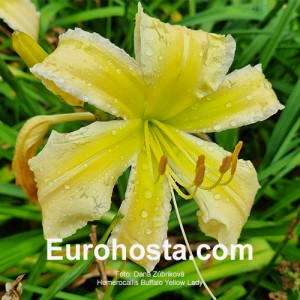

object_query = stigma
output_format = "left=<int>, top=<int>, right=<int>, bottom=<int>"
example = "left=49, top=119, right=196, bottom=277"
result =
left=157, top=141, right=243, bottom=200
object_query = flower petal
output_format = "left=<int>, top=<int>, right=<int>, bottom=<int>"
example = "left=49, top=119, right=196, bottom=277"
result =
left=29, top=119, right=143, bottom=238
left=31, top=28, right=146, bottom=118
left=153, top=123, right=259, bottom=245
left=134, top=4, right=235, bottom=120
left=0, top=0, right=39, bottom=40
left=12, top=112, right=95, bottom=203
left=108, top=148, right=171, bottom=272
left=166, top=65, right=284, bottom=132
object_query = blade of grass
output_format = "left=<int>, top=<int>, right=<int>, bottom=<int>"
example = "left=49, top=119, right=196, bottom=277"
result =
left=260, top=0, right=299, bottom=68
left=52, top=6, right=125, bottom=27
left=261, top=76, right=300, bottom=167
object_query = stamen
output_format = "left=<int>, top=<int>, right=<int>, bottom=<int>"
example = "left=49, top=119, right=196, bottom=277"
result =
left=231, top=141, right=243, bottom=175
left=167, top=174, right=197, bottom=200
left=154, top=154, right=168, bottom=184
left=219, top=156, right=232, bottom=174
left=158, top=155, right=168, bottom=175
left=196, top=154, right=205, bottom=170
left=220, top=141, right=243, bottom=186
left=200, top=173, right=224, bottom=191
left=194, top=154, right=205, bottom=187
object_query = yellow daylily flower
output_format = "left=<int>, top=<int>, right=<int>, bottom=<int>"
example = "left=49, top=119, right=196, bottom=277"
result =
left=13, top=4, right=284, bottom=272
left=0, top=0, right=39, bottom=40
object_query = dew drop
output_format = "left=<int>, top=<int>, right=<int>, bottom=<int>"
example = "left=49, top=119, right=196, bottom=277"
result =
left=196, top=139, right=204, bottom=146
left=145, top=48, right=154, bottom=56
left=141, top=210, right=149, bottom=218
left=230, top=121, right=237, bottom=127
left=207, top=145, right=214, bottom=152
left=214, top=193, right=221, bottom=200
left=158, top=55, right=163, bottom=61
left=116, top=68, right=121, bottom=74
left=146, top=229, right=152, bottom=235
left=246, top=95, right=252, bottom=101
left=226, top=102, right=232, bottom=108
left=87, top=82, right=92, bottom=87
left=65, top=185, right=70, bottom=190
left=264, top=82, right=272, bottom=89
left=128, top=214, right=135, bottom=221
left=213, top=125, right=222, bottom=131
left=112, top=130, right=117, bottom=136
left=83, top=163, right=88, bottom=168
left=144, top=189, right=153, bottom=199
left=196, top=91, right=206, bottom=98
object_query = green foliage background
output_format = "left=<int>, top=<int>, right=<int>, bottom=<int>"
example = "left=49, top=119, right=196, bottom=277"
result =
left=0, top=0, right=299, bottom=299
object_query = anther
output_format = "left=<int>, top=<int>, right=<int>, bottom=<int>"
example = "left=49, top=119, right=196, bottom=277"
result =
left=219, top=156, right=232, bottom=174
left=194, top=164, right=205, bottom=187
left=158, top=155, right=168, bottom=175
left=196, top=154, right=205, bottom=170
left=231, top=141, right=243, bottom=175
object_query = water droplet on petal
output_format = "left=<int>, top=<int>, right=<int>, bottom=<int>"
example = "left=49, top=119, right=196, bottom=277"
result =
left=226, top=102, right=232, bottom=108
left=145, top=48, right=154, bottom=56
left=207, top=145, right=214, bottom=152
left=246, top=95, right=252, bottom=100
left=264, top=82, right=272, bottom=89
left=65, top=185, right=70, bottom=190
left=87, top=82, right=92, bottom=87
left=213, top=125, right=222, bottom=131
left=112, top=130, right=117, bottom=136
left=146, top=229, right=152, bottom=235
left=141, top=210, right=149, bottom=218
left=196, top=139, right=204, bottom=146
left=158, top=55, right=163, bottom=61
left=214, top=193, right=221, bottom=200
left=144, top=189, right=152, bottom=199
left=230, top=121, right=237, bottom=127
left=128, top=214, right=135, bottom=221
left=116, top=68, right=121, bottom=74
